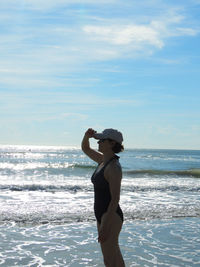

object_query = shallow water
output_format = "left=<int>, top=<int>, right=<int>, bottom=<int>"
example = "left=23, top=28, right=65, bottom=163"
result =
left=0, top=218, right=200, bottom=266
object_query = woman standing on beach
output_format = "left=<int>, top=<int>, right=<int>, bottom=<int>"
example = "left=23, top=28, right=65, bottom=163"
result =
left=82, top=128, right=125, bottom=267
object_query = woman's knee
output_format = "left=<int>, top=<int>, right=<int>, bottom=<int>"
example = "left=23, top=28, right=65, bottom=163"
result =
left=102, top=248, right=118, bottom=267
left=103, top=253, right=125, bottom=267
left=101, top=240, right=119, bottom=259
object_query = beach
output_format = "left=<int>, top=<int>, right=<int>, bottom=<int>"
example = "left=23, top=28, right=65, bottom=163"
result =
left=0, top=145, right=200, bottom=266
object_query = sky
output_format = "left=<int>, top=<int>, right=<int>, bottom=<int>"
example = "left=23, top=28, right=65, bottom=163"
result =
left=0, top=0, right=200, bottom=150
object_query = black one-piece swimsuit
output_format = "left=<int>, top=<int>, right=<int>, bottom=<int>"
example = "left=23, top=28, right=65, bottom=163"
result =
left=91, top=155, right=124, bottom=224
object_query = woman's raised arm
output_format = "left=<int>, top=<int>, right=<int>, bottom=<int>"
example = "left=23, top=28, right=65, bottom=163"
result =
left=81, top=128, right=103, bottom=164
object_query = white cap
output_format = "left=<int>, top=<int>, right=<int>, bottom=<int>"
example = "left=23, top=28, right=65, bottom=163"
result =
left=94, top=128, right=123, bottom=144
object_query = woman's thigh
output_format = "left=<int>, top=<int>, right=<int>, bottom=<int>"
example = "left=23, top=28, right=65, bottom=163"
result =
left=97, top=212, right=123, bottom=235
left=98, top=212, right=123, bottom=251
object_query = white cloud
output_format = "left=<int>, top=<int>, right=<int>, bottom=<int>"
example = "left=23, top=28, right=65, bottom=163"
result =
left=83, top=24, right=164, bottom=48
left=174, top=27, right=198, bottom=36
left=83, top=12, right=198, bottom=54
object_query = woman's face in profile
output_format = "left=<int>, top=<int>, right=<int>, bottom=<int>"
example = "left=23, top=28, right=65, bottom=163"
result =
left=97, top=139, right=114, bottom=153
left=97, top=139, right=107, bottom=152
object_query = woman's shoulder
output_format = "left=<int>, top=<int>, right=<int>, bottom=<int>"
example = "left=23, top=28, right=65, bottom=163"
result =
left=106, top=157, right=122, bottom=173
left=104, top=159, right=122, bottom=182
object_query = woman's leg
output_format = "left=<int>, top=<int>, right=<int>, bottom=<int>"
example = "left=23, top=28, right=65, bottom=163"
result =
left=97, top=213, right=125, bottom=267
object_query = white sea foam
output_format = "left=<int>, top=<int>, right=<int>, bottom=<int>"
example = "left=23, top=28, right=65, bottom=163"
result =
left=0, top=146, right=200, bottom=224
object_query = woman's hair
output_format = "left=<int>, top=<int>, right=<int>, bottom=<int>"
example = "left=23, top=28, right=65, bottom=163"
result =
left=105, top=138, right=124, bottom=153
left=112, top=142, right=124, bottom=153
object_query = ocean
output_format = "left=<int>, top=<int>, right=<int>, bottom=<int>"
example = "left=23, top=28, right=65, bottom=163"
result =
left=0, top=145, right=200, bottom=266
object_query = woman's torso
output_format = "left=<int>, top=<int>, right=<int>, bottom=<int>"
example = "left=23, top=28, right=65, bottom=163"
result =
left=91, top=155, right=123, bottom=224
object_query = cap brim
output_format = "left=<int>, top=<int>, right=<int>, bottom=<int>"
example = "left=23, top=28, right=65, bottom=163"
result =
left=93, top=133, right=104, bottom=139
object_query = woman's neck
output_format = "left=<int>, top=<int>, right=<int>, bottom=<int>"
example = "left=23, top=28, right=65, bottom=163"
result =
left=103, top=151, right=115, bottom=164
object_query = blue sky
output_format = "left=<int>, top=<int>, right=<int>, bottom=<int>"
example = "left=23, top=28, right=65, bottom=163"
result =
left=0, top=0, right=200, bottom=149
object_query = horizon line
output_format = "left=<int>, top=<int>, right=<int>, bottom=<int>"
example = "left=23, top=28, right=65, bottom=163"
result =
left=0, top=143, right=200, bottom=151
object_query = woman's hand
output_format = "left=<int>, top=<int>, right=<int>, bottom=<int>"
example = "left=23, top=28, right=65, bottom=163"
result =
left=98, top=213, right=114, bottom=243
left=85, top=128, right=97, bottom=138
left=98, top=224, right=111, bottom=243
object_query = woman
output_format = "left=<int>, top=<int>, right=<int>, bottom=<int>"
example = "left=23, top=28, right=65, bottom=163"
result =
left=81, top=128, right=125, bottom=267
